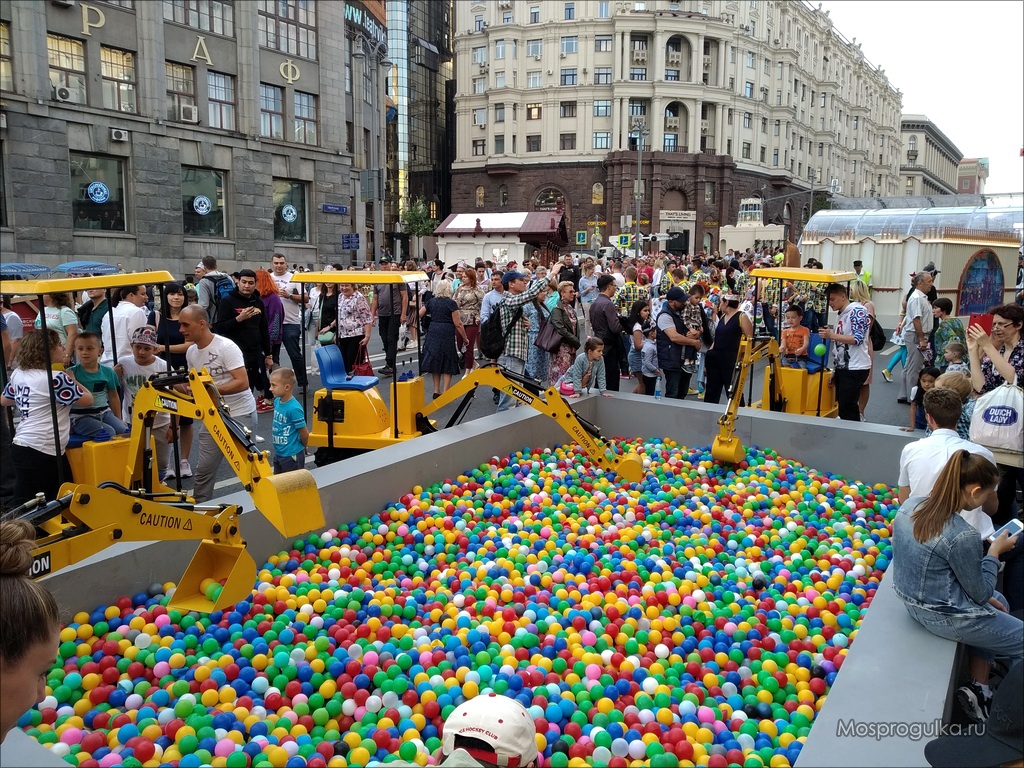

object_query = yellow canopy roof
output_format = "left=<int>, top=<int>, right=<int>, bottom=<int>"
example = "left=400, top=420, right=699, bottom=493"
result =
left=750, top=267, right=857, bottom=284
left=290, top=270, right=429, bottom=285
left=0, top=271, right=177, bottom=295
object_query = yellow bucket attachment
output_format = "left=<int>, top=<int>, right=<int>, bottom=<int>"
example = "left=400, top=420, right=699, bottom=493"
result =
left=249, top=468, right=324, bottom=538
left=712, top=434, right=746, bottom=465
left=613, top=452, right=644, bottom=483
left=171, top=540, right=257, bottom=613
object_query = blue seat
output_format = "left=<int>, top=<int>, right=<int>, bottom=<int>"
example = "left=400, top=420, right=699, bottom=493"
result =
left=805, top=332, right=830, bottom=374
left=67, top=433, right=89, bottom=449
left=315, top=344, right=379, bottom=391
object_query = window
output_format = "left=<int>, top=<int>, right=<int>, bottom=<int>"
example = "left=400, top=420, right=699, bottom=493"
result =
left=561, top=36, right=578, bottom=55
left=259, top=84, right=284, bottom=139
left=166, top=61, right=196, bottom=121
left=730, top=48, right=736, bottom=63
left=527, top=135, right=541, bottom=152
left=742, top=142, right=751, bottom=159
left=761, top=117, right=767, bottom=133
left=70, top=153, right=126, bottom=232
left=760, top=146, right=766, bottom=162
left=527, top=39, right=542, bottom=57
left=628, top=99, right=647, bottom=116
left=526, top=103, right=542, bottom=120
left=207, top=71, right=236, bottom=130
left=962, top=179, right=970, bottom=190
left=727, top=109, right=733, bottom=125
left=181, top=167, right=225, bottom=237
left=705, top=182, right=715, bottom=204
left=473, top=77, right=486, bottom=94
left=472, top=139, right=486, bottom=156
left=593, top=131, right=610, bottom=149
left=475, top=186, right=485, bottom=207
left=273, top=179, right=307, bottom=242
left=164, top=0, right=234, bottom=36
left=744, top=81, right=754, bottom=98
left=495, top=135, right=505, bottom=154
left=595, top=35, right=612, bottom=52
left=560, top=101, right=576, bottom=118
left=665, top=70, right=680, bottom=81
left=345, top=64, right=351, bottom=93
left=495, top=71, right=505, bottom=88
left=294, top=91, right=317, bottom=145
left=560, top=133, right=576, bottom=150
left=100, top=47, right=136, bottom=113
left=745, top=51, right=754, bottom=67
left=764, top=58, right=770, bottom=74
left=474, top=15, right=483, bottom=31
left=598, top=1, right=610, bottom=17
left=495, top=39, right=506, bottom=59
left=499, top=184, right=508, bottom=205
left=822, top=93, right=827, bottom=108
left=817, top=142, right=823, bottom=157
left=560, top=68, right=577, bottom=85
left=473, top=107, right=487, bottom=126
left=664, top=134, right=677, bottom=151
left=530, top=5, right=540, bottom=23
left=772, top=148, right=779, bottom=166
left=564, top=2, right=575, bottom=19
left=527, top=71, right=541, bottom=88
left=594, top=67, right=612, bottom=84
left=774, top=119, right=780, bottom=136
left=908, top=135, right=917, bottom=151
left=495, top=103, right=505, bottom=122
left=742, top=112, right=751, bottom=128
left=258, top=0, right=317, bottom=59
left=629, top=68, right=647, bottom=81
left=96, top=0, right=134, bottom=7
left=593, top=100, right=611, bottom=117
left=503, top=11, right=513, bottom=23
left=47, top=34, right=86, bottom=104
left=472, top=46, right=487, bottom=65
left=0, top=22, right=12, bottom=92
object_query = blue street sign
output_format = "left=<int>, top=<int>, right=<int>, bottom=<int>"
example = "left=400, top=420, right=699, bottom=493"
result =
left=322, top=204, right=349, bottom=215
left=341, top=233, right=361, bottom=250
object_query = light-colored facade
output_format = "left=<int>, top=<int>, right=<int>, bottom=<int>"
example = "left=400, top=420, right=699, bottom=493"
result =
left=899, top=114, right=963, bottom=197
left=956, top=157, right=989, bottom=195
left=0, top=0, right=390, bottom=271
left=450, top=0, right=902, bottom=253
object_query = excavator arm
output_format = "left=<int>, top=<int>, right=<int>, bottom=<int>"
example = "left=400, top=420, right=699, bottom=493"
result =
left=711, top=337, right=788, bottom=464
left=414, top=365, right=644, bottom=482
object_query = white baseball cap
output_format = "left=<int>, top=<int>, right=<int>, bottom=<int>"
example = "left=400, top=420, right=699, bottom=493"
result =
left=441, top=694, right=538, bottom=768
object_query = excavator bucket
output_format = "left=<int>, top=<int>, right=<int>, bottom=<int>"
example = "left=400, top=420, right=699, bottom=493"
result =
left=171, top=540, right=257, bottom=613
left=248, top=468, right=324, bottom=537
left=711, top=434, right=747, bottom=465
left=613, top=452, right=644, bottom=483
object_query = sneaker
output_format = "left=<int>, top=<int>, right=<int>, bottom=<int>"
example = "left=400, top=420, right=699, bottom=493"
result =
left=956, top=682, right=991, bottom=723
left=178, top=459, right=192, bottom=479
left=254, top=435, right=265, bottom=443
left=164, top=464, right=177, bottom=480
left=682, top=363, right=697, bottom=375
left=256, top=398, right=274, bottom=413
left=881, top=369, right=893, bottom=383
left=897, top=397, right=908, bottom=404
left=379, top=366, right=395, bottom=377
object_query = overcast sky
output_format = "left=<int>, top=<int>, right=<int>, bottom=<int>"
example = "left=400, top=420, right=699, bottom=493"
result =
left=819, top=0, right=1023, bottom=195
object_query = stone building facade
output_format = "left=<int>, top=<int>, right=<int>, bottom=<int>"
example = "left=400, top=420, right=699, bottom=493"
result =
left=899, top=114, right=963, bottom=197
left=0, top=0, right=389, bottom=272
left=450, top=0, right=902, bottom=255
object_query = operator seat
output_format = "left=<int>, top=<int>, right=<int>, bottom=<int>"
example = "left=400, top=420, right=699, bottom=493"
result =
left=315, top=344, right=379, bottom=391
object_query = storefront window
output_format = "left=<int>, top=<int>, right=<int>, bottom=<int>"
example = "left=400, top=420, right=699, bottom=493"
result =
left=273, top=179, right=307, bottom=242
left=70, top=153, right=126, bottom=231
left=182, top=167, right=226, bottom=237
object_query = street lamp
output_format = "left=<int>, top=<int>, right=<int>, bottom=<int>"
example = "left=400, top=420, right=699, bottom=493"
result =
left=352, top=39, right=392, bottom=265
left=631, top=116, right=649, bottom=259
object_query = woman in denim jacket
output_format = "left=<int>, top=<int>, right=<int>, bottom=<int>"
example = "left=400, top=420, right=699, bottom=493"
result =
left=893, top=450, right=1022, bottom=722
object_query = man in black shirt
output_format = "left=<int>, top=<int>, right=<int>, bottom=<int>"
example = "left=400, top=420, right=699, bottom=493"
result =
left=589, top=274, right=623, bottom=391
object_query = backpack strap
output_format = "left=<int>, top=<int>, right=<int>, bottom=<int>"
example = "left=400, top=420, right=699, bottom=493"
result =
left=501, top=304, right=524, bottom=341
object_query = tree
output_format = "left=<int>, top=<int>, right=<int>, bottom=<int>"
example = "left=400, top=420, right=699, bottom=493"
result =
left=400, top=197, right=438, bottom=263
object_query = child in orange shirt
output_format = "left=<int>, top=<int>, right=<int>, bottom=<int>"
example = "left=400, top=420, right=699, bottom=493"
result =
left=781, top=305, right=810, bottom=369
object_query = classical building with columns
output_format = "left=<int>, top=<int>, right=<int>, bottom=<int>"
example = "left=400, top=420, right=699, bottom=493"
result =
left=0, top=0, right=389, bottom=271
left=898, top=114, right=963, bottom=197
left=451, top=0, right=902, bottom=254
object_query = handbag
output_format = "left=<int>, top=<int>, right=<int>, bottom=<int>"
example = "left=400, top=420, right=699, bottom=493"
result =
left=869, top=316, right=886, bottom=351
left=969, top=376, right=1023, bottom=452
left=317, top=330, right=335, bottom=344
left=535, top=303, right=564, bottom=354
left=352, top=347, right=374, bottom=377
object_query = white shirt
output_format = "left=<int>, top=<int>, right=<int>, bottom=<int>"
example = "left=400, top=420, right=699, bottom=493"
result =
left=1, top=309, right=23, bottom=341
left=902, top=288, right=934, bottom=342
left=898, top=428, right=996, bottom=538
left=186, top=334, right=257, bottom=417
left=101, top=301, right=148, bottom=365
left=271, top=270, right=303, bottom=326
left=117, top=354, right=170, bottom=426
left=4, top=368, right=84, bottom=455
left=832, top=301, right=872, bottom=371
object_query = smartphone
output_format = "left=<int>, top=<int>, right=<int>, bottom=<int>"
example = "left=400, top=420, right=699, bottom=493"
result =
left=987, top=518, right=1024, bottom=542
left=968, top=314, right=994, bottom=334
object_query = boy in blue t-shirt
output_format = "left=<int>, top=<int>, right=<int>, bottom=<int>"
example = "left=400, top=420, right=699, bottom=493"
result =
left=269, top=367, right=308, bottom=472
left=69, top=332, right=129, bottom=437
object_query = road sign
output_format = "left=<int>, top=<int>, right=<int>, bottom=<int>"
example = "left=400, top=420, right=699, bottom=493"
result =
left=616, top=234, right=632, bottom=248
left=575, top=230, right=587, bottom=245
left=322, top=204, right=349, bottom=215
left=341, top=233, right=361, bottom=250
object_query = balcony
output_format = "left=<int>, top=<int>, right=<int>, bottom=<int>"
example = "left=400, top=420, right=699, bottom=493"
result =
left=703, top=55, right=712, bottom=70
left=665, top=117, right=680, bottom=131
left=632, top=48, right=648, bottom=65
left=666, top=49, right=682, bottom=66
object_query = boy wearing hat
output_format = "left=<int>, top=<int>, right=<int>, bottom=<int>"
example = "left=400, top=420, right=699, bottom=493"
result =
left=114, top=326, right=172, bottom=474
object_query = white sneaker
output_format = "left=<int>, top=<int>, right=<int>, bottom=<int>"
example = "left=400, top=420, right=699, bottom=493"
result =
left=255, top=435, right=265, bottom=443
left=164, top=464, right=177, bottom=480
left=178, top=459, right=192, bottom=478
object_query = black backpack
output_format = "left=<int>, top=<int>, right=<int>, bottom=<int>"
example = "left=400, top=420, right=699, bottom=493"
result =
left=204, top=274, right=235, bottom=322
left=478, top=304, right=523, bottom=360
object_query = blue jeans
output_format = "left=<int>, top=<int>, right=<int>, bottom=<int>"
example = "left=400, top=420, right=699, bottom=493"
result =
left=663, top=369, right=692, bottom=400
left=496, top=354, right=525, bottom=412
left=71, top=409, right=130, bottom=437
left=273, top=452, right=306, bottom=473
left=904, top=593, right=1023, bottom=666
left=780, top=356, right=807, bottom=370
left=281, top=324, right=307, bottom=388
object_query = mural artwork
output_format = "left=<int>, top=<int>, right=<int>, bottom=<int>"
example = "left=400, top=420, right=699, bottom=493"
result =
left=957, top=249, right=1004, bottom=316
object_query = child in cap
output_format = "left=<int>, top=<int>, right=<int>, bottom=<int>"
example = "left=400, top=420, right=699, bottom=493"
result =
left=115, top=326, right=171, bottom=474
left=268, top=367, right=308, bottom=473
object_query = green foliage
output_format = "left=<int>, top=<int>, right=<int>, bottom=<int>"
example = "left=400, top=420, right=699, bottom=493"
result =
left=400, top=198, right=439, bottom=238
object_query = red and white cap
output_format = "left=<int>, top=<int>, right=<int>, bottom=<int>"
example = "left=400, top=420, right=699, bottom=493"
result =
left=441, top=694, right=538, bottom=767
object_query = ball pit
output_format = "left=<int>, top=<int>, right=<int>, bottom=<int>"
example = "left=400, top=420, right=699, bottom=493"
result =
left=23, top=438, right=895, bottom=768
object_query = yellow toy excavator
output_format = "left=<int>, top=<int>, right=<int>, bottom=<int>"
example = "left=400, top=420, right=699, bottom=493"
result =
left=16, top=368, right=324, bottom=613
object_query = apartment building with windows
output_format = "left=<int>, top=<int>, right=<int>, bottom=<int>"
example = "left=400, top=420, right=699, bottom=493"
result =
left=0, top=0, right=389, bottom=269
left=956, top=157, right=988, bottom=195
left=451, top=0, right=902, bottom=253
left=899, top=114, right=963, bottom=197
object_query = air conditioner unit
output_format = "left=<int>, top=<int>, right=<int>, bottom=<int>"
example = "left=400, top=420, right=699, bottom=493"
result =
left=703, top=55, right=712, bottom=70
left=110, top=128, right=129, bottom=142
left=533, top=54, right=541, bottom=60
left=180, top=103, right=200, bottom=123
left=701, top=120, right=709, bottom=134
left=560, top=52, right=566, bottom=59
left=53, top=86, right=76, bottom=103
left=774, top=38, right=781, bottom=45
left=52, top=0, right=76, bottom=6
left=478, top=62, right=488, bottom=70
left=498, top=0, right=512, bottom=7
left=829, top=178, right=840, bottom=193
left=481, top=22, right=489, bottom=28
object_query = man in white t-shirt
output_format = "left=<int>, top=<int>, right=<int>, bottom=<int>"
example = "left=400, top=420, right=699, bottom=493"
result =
left=819, top=282, right=871, bottom=421
left=270, top=252, right=309, bottom=390
left=900, top=271, right=935, bottom=401
left=101, top=285, right=148, bottom=365
left=179, top=304, right=259, bottom=502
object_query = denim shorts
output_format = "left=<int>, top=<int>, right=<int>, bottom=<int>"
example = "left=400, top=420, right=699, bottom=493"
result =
left=904, top=592, right=1024, bottom=664
left=273, top=452, right=306, bottom=474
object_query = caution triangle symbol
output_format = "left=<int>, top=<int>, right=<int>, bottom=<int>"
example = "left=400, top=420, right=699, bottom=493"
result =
left=183, top=519, right=193, bottom=531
